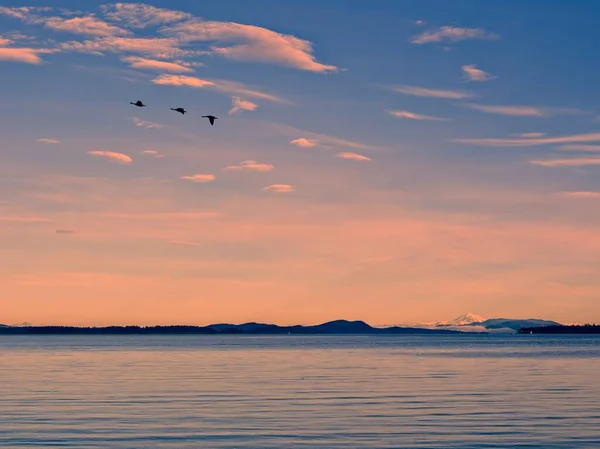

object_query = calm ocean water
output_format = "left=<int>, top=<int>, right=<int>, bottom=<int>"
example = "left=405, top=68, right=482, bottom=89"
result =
left=0, top=334, right=598, bottom=448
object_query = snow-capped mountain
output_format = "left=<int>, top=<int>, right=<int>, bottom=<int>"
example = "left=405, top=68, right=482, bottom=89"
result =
left=436, top=312, right=485, bottom=326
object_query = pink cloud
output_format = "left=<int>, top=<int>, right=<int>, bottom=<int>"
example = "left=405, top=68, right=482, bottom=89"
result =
left=87, top=150, right=133, bottom=164
left=228, top=96, right=257, bottom=115
left=462, top=64, right=495, bottom=82
left=388, top=110, right=447, bottom=121
left=557, top=144, right=600, bottom=152
left=45, top=16, right=130, bottom=37
left=224, top=160, right=274, bottom=172
left=289, top=138, right=323, bottom=148
left=464, top=104, right=546, bottom=116
left=165, top=240, right=201, bottom=247
left=456, top=133, right=600, bottom=147
left=0, top=47, right=52, bottom=64
left=530, top=157, right=600, bottom=167
left=336, top=152, right=372, bottom=162
left=101, top=3, right=192, bottom=28
left=152, top=74, right=286, bottom=102
left=0, top=216, right=50, bottom=223
left=411, top=26, right=499, bottom=44
left=131, top=116, right=162, bottom=129
left=393, top=85, right=473, bottom=99
left=263, top=184, right=294, bottom=193
left=60, top=37, right=190, bottom=59
left=37, top=138, right=60, bottom=144
left=558, top=191, right=600, bottom=198
left=180, top=174, right=216, bottom=183
left=122, top=56, right=195, bottom=73
left=165, top=20, right=337, bottom=73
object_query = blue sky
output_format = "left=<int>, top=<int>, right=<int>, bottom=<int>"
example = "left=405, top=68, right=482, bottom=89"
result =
left=2, top=1, right=600, bottom=325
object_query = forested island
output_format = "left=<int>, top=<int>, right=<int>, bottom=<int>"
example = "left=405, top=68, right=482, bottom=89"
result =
left=0, top=320, right=468, bottom=335
left=518, top=324, right=600, bottom=334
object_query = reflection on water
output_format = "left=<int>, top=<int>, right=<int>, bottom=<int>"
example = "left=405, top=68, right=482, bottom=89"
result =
left=0, top=335, right=598, bottom=448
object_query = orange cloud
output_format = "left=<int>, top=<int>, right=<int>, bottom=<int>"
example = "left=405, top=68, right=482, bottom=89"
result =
left=122, top=56, right=195, bottom=73
left=180, top=174, right=216, bottom=183
left=0, top=47, right=51, bottom=64
left=228, top=96, right=257, bottom=115
left=45, top=16, right=130, bottom=37
left=411, top=26, right=499, bottom=44
left=87, top=150, right=133, bottom=164
left=336, top=152, right=372, bottom=162
left=289, top=138, right=321, bottom=148
left=263, top=184, right=294, bottom=193
left=558, top=191, right=600, bottom=198
left=152, top=74, right=286, bottom=103
left=224, top=160, right=274, bottom=172
left=165, top=20, right=337, bottom=73
left=393, top=85, right=473, bottom=99
left=388, top=110, right=447, bottom=121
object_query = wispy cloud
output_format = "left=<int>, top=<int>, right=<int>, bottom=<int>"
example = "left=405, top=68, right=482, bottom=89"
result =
left=462, top=64, right=494, bottom=82
left=393, top=85, right=473, bottom=99
left=0, top=6, right=52, bottom=21
left=37, top=138, right=60, bottom=144
left=0, top=215, right=50, bottom=223
left=163, top=19, right=337, bottom=73
left=336, top=152, right=372, bottom=162
left=45, top=16, right=130, bottom=37
left=289, top=138, right=324, bottom=148
left=388, top=110, right=448, bottom=121
left=530, top=157, right=600, bottom=167
left=228, top=96, right=257, bottom=115
left=101, top=3, right=192, bottom=28
left=224, top=160, right=274, bottom=172
left=60, top=37, right=190, bottom=59
left=456, top=132, right=600, bottom=147
left=263, top=184, right=294, bottom=193
left=411, top=26, right=499, bottom=44
left=557, top=144, right=600, bottom=152
left=131, top=116, right=162, bottom=129
left=516, top=132, right=546, bottom=138
left=87, top=150, right=133, bottom=164
left=55, top=229, right=75, bottom=234
left=140, top=149, right=164, bottom=158
left=0, top=37, right=12, bottom=46
left=180, top=174, right=216, bottom=183
left=558, top=191, right=600, bottom=198
left=122, top=56, right=195, bottom=73
left=165, top=240, right=201, bottom=247
left=101, top=211, right=220, bottom=220
left=464, top=104, right=546, bottom=116
left=152, top=74, right=287, bottom=103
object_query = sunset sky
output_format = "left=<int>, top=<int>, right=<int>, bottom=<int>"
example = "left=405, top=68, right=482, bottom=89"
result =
left=2, top=1, right=600, bottom=326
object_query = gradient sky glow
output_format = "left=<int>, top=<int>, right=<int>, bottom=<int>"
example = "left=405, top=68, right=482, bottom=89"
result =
left=2, top=1, right=600, bottom=326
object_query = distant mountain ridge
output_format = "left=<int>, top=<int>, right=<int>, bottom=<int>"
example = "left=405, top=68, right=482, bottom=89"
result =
left=0, top=319, right=469, bottom=335
left=433, top=313, right=561, bottom=333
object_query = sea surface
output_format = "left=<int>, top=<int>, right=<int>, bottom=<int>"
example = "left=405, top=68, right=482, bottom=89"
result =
left=0, top=334, right=598, bottom=448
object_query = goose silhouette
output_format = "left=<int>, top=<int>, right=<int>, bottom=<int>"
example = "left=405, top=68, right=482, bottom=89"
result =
left=202, top=115, right=217, bottom=125
left=170, top=107, right=186, bottom=115
left=130, top=100, right=145, bottom=107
